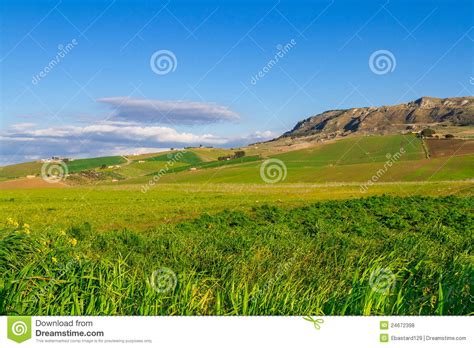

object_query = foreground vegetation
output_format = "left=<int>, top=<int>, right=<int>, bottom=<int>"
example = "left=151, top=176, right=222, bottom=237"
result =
left=1, top=181, right=473, bottom=231
left=1, top=195, right=472, bottom=315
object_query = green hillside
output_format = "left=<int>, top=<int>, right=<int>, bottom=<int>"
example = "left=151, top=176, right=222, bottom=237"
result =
left=67, top=156, right=127, bottom=172
left=0, top=161, right=42, bottom=179
left=0, top=156, right=127, bottom=180
left=143, top=151, right=203, bottom=165
left=118, top=134, right=472, bottom=185
left=1, top=135, right=473, bottom=185
left=274, top=134, right=424, bottom=166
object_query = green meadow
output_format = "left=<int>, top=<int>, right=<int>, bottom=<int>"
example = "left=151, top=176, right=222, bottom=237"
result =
left=0, top=134, right=473, bottom=315
left=1, top=195, right=472, bottom=315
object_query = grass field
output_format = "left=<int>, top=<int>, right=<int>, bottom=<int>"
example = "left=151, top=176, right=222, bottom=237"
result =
left=0, top=134, right=473, bottom=316
left=1, top=195, right=472, bottom=315
left=1, top=181, right=472, bottom=231
left=275, top=134, right=425, bottom=165
left=65, top=156, right=127, bottom=173
left=143, top=151, right=203, bottom=165
left=0, top=161, right=43, bottom=180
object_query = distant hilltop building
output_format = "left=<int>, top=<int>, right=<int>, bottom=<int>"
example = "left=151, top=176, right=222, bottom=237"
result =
left=39, top=156, right=73, bottom=163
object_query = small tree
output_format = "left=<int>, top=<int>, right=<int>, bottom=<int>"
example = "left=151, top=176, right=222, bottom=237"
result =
left=234, top=150, right=245, bottom=158
left=421, top=128, right=435, bottom=137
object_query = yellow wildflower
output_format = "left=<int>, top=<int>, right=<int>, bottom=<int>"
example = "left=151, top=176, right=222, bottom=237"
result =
left=23, top=223, right=30, bottom=229
left=60, top=230, right=66, bottom=236
left=6, top=218, right=19, bottom=228
left=70, top=238, right=78, bottom=247
left=52, top=257, right=58, bottom=264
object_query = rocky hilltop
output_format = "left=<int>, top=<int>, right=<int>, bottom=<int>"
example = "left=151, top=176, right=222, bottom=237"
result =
left=281, top=96, right=474, bottom=139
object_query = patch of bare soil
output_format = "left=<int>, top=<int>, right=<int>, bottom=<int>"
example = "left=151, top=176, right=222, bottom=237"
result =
left=0, top=177, right=69, bottom=189
left=425, top=139, right=474, bottom=158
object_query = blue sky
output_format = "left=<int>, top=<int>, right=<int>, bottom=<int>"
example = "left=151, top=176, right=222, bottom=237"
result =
left=1, top=0, right=473, bottom=164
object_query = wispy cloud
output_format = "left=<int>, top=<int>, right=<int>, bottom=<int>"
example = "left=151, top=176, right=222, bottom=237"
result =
left=97, top=97, right=240, bottom=125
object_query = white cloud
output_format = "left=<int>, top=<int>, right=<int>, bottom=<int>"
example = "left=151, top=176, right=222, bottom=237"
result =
left=225, top=130, right=278, bottom=146
left=8, top=123, right=37, bottom=131
left=17, top=124, right=226, bottom=144
left=0, top=122, right=277, bottom=164
left=97, top=97, right=240, bottom=125
left=251, top=130, right=277, bottom=139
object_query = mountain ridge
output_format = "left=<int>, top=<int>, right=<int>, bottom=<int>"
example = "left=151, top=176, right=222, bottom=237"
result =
left=280, top=96, right=474, bottom=140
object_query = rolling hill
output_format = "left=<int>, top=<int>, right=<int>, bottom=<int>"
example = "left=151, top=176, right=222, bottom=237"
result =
left=1, top=97, right=473, bottom=188
left=2, top=133, right=473, bottom=188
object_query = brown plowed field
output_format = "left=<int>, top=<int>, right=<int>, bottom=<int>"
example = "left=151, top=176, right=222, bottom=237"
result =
left=0, top=177, right=68, bottom=189
left=425, top=139, right=474, bottom=158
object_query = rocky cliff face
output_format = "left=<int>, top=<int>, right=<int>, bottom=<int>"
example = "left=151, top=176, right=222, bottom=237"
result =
left=282, top=96, right=474, bottom=138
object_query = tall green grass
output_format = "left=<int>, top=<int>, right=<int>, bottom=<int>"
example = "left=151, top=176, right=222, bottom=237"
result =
left=1, top=196, right=472, bottom=315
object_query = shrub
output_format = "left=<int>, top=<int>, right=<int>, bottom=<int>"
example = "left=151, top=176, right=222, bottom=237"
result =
left=421, top=128, right=435, bottom=137
left=234, top=150, right=245, bottom=158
